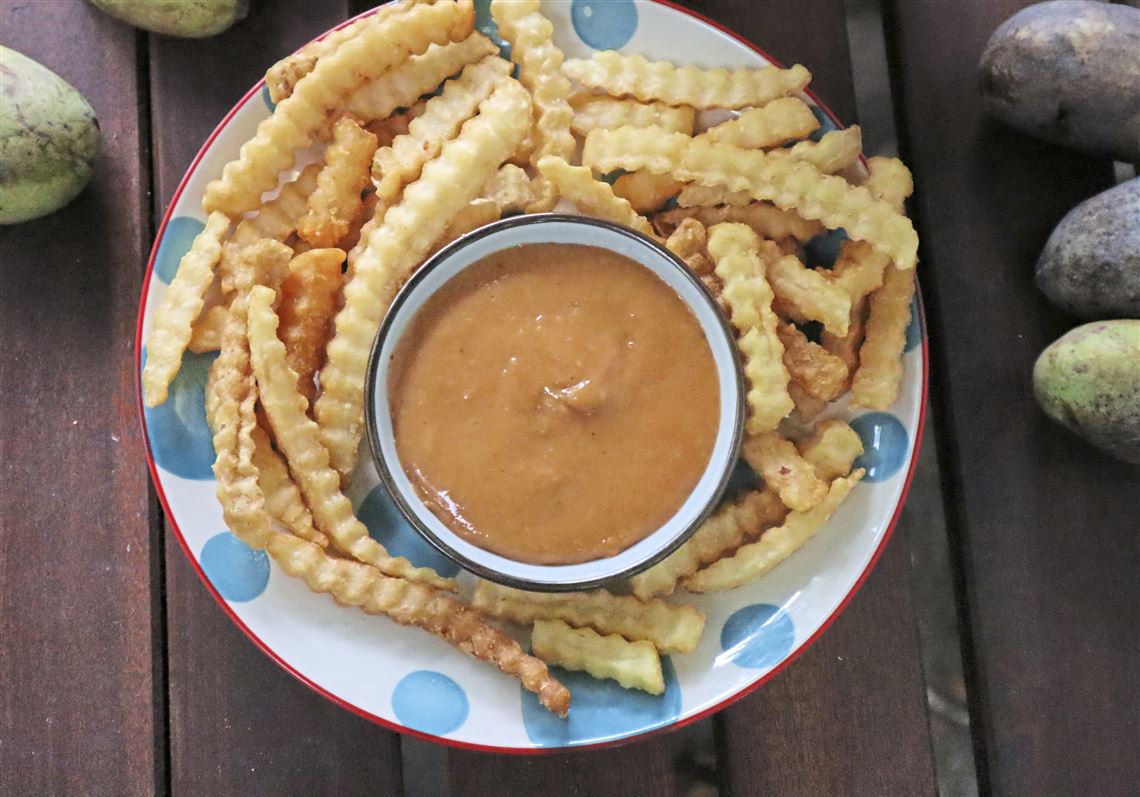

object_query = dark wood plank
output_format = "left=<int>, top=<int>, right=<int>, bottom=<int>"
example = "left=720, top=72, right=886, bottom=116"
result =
left=147, top=2, right=403, bottom=793
left=0, top=1, right=158, bottom=795
left=882, top=1, right=1140, bottom=795
left=697, top=1, right=938, bottom=793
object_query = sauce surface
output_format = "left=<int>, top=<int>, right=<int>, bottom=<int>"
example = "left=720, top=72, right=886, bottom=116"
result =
left=389, top=243, right=719, bottom=565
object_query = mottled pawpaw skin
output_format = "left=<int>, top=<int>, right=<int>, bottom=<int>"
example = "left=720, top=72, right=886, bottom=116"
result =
left=0, top=47, right=101, bottom=224
left=978, top=0, right=1140, bottom=163
left=1033, top=320, right=1140, bottom=464
left=88, top=0, right=249, bottom=39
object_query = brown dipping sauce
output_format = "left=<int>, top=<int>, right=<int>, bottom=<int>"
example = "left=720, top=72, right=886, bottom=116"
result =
left=389, top=243, right=719, bottom=565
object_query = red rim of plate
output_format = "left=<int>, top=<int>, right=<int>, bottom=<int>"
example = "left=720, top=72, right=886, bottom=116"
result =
left=133, top=0, right=930, bottom=755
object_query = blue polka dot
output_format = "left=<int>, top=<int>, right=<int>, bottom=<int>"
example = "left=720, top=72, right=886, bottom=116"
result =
left=522, top=656, right=681, bottom=746
left=720, top=604, right=795, bottom=669
left=572, top=0, right=638, bottom=50
left=851, top=412, right=909, bottom=482
left=154, top=217, right=206, bottom=284
left=807, top=106, right=839, bottom=142
left=142, top=347, right=217, bottom=480
left=357, top=485, right=461, bottom=577
left=904, top=295, right=921, bottom=352
left=392, top=671, right=469, bottom=735
left=260, top=84, right=276, bottom=113
left=200, top=531, right=270, bottom=602
left=803, top=228, right=848, bottom=269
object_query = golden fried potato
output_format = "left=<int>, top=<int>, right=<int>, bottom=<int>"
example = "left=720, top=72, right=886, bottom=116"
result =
left=776, top=321, right=849, bottom=402
left=628, top=488, right=785, bottom=599
left=684, top=471, right=864, bottom=592
left=535, top=156, right=654, bottom=236
left=583, top=126, right=918, bottom=269
left=277, top=248, right=344, bottom=406
left=707, top=222, right=794, bottom=432
left=570, top=95, right=695, bottom=136
left=702, top=97, right=819, bottom=148
left=316, top=78, right=532, bottom=477
left=742, top=430, right=828, bottom=512
left=248, top=285, right=457, bottom=590
left=612, top=171, right=683, bottom=214
left=563, top=51, right=810, bottom=109
left=143, top=212, right=229, bottom=407
left=297, top=116, right=377, bottom=248
left=532, top=619, right=664, bottom=695
left=472, top=581, right=705, bottom=654
left=205, top=1, right=473, bottom=215
left=187, top=305, right=229, bottom=354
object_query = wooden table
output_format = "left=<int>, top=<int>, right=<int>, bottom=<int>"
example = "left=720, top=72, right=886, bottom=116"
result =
left=2, top=1, right=1136, bottom=794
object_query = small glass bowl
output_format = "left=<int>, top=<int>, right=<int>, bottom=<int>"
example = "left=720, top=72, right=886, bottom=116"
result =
left=364, top=214, right=745, bottom=591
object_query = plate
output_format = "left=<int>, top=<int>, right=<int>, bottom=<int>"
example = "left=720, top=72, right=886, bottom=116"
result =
left=135, top=0, right=927, bottom=752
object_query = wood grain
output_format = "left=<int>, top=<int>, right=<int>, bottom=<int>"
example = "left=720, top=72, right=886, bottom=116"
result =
left=883, top=1, right=1140, bottom=795
left=703, top=0, right=939, bottom=793
left=147, top=1, right=403, bottom=793
left=0, top=1, right=157, bottom=795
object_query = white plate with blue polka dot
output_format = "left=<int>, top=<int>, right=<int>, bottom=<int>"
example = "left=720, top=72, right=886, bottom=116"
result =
left=137, top=0, right=926, bottom=752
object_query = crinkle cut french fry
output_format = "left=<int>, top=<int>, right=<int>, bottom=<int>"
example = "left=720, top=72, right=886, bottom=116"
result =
left=143, top=212, right=230, bottom=407
left=371, top=54, right=512, bottom=203
left=563, top=51, right=811, bottom=110
left=851, top=156, right=916, bottom=409
left=862, top=156, right=913, bottom=211
left=767, top=126, right=863, bottom=175
left=481, top=163, right=533, bottom=212
left=248, top=285, right=458, bottom=590
left=757, top=240, right=851, bottom=336
left=535, top=156, right=654, bottom=236
left=797, top=419, right=863, bottom=481
left=852, top=263, right=915, bottom=409
left=297, top=117, right=377, bottom=248
left=316, top=78, right=531, bottom=477
left=230, top=163, right=322, bottom=247
left=491, top=0, right=574, bottom=211
left=707, top=223, right=793, bottom=433
left=278, top=248, right=344, bottom=406
left=683, top=471, right=864, bottom=592
left=628, top=489, right=786, bottom=599
left=336, top=190, right=379, bottom=254
left=820, top=296, right=868, bottom=381
left=188, top=305, right=229, bottom=354
left=204, top=0, right=473, bottom=216
left=828, top=239, right=888, bottom=302
left=583, top=126, right=918, bottom=269
left=209, top=240, right=293, bottom=552
left=776, top=321, right=849, bottom=402
left=532, top=619, right=664, bottom=695
left=251, top=423, right=328, bottom=546
left=612, top=171, right=683, bottom=214
left=570, top=95, right=695, bottom=136
left=268, top=533, right=570, bottom=716
left=472, top=581, right=706, bottom=654
left=742, top=430, right=828, bottom=512
left=662, top=200, right=826, bottom=243
left=664, top=217, right=713, bottom=275
left=264, top=0, right=409, bottom=103
left=343, top=34, right=497, bottom=126
left=702, top=97, right=819, bottom=149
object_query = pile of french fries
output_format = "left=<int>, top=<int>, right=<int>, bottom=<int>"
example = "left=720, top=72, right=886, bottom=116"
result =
left=141, top=0, right=918, bottom=714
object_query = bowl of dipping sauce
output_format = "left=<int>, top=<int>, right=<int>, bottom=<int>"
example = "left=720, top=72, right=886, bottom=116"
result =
left=365, top=215, right=745, bottom=591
